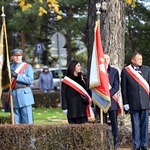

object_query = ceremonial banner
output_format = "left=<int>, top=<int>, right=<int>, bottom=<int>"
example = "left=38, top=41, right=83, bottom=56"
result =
left=89, top=20, right=110, bottom=113
left=0, top=19, right=11, bottom=94
left=0, top=6, right=13, bottom=123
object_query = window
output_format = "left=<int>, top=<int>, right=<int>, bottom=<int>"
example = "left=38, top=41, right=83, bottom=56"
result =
left=34, top=70, right=41, bottom=80
left=51, top=69, right=66, bottom=78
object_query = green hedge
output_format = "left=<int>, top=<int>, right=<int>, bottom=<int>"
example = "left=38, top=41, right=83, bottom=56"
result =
left=1, top=91, right=60, bottom=109
left=0, top=123, right=113, bottom=150
left=0, top=116, right=11, bottom=124
left=32, top=91, right=60, bottom=108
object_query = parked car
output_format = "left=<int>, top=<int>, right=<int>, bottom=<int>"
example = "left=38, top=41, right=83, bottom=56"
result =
left=31, top=67, right=67, bottom=91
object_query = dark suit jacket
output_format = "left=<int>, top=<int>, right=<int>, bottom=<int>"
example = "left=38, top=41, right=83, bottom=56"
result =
left=107, top=66, right=120, bottom=111
left=121, top=65, right=150, bottom=110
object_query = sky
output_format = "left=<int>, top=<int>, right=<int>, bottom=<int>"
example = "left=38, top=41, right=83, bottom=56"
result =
left=139, top=0, right=150, bottom=9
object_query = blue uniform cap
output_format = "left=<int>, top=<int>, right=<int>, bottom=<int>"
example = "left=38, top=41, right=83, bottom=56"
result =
left=10, top=49, right=23, bottom=56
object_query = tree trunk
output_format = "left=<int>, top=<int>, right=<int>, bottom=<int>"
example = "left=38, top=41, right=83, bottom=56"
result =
left=86, top=0, right=126, bottom=79
left=66, top=32, right=72, bottom=66
left=20, top=30, right=26, bottom=61
left=66, top=7, right=73, bottom=66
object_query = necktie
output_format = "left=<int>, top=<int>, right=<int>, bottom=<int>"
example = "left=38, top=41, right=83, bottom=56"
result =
left=135, top=67, right=142, bottom=76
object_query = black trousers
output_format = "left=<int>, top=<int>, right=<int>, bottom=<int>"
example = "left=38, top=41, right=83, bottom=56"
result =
left=95, top=106, right=118, bottom=147
left=68, top=117, right=88, bottom=124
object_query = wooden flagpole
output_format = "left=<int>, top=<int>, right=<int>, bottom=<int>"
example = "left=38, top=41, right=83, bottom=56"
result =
left=1, top=6, right=14, bottom=124
left=9, top=92, right=14, bottom=124
left=100, top=109, right=103, bottom=124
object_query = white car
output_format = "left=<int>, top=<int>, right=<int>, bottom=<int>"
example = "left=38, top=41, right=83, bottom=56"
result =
left=31, top=67, right=67, bottom=91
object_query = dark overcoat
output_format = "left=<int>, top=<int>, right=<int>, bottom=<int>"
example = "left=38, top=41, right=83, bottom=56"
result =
left=121, top=65, right=150, bottom=110
left=61, top=75, right=89, bottom=118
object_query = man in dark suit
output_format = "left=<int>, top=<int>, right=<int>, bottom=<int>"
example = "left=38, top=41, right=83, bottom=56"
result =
left=95, top=53, right=120, bottom=149
left=121, top=52, right=150, bottom=150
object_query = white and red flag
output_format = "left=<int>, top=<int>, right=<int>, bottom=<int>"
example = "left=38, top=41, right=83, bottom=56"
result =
left=89, top=20, right=111, bottom=113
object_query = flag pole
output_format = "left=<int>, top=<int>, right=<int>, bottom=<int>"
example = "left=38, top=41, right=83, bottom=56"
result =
left=100, top=109, right=103, bottom=124
left=95, top=2, right=104, bottom=125
left=96, top=3, right=107, bottom=149
left=90, top=1, right=110, bottom=147
left=1, top=6, right=14, bottom=124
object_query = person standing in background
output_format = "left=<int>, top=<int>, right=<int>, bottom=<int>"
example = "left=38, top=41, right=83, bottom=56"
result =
left=10, top=48, right=35, bottom=124
left=38, top=66, right=54, bottom=92
left=61, top=60, right=92, bottom=124
left=121, top=52, right=150, bottom=150
left=95, top=53, right=120, bottom=150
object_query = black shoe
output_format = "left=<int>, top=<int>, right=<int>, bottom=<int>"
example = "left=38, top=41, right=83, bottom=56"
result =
left=133, top=148, right=140, bottom=150
left=141, top=147, right=148, bottom=150
left=114, top=146, right=117, bottom=150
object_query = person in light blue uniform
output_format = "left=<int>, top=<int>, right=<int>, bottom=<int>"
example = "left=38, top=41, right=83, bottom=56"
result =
left=10, top=49, right=35, bottom=124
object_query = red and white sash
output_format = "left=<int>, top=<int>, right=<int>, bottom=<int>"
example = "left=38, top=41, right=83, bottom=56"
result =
left=125, top=65, right=150, bottom=96
left=7, top=63, right=29, bottom=102
left=112, top=94, right=123, bottom=114
left=62, top=76, right=94, bottom=118
left=109, top=84, right=123, bottom=114
left=14, top=62, right=28, bottom=74
left=11, top=62, right=29, bottom=89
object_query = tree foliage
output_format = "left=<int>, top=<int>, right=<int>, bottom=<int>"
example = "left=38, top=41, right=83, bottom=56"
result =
left=18, top=0, right=61, bottom=19
left=56, top=0, right=88, bottom=65
left=7, top=2, right=43, bottom=55
left=4, top=0, right=88, bottom=66
left=6, top=1, right=60, bottom=64
left=2, top=0, right=149, bottom=67
left=125, top=1, right=150, bottom=66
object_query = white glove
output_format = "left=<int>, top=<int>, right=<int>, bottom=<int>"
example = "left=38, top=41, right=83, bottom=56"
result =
left=124, top=104, right=130, bottom=111
left=63, top=109, right=68, bottom=115
left=108, top=84, right=112, bottom=90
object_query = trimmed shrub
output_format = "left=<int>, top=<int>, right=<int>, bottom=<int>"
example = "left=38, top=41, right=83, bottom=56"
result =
left=0, top=116, right=11, bottom=124
left=0, top=123, right=114, bottom=150
left=32, top=91, right=60, bottom=108
left=1, top=91, right=60, bottom=109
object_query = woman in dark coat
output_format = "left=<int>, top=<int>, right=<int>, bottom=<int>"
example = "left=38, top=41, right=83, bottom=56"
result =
left=61, top=60, right=90, bottom=124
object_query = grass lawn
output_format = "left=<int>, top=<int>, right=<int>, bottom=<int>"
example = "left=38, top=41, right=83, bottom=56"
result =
left=0, top=107, right=68, bottom=125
